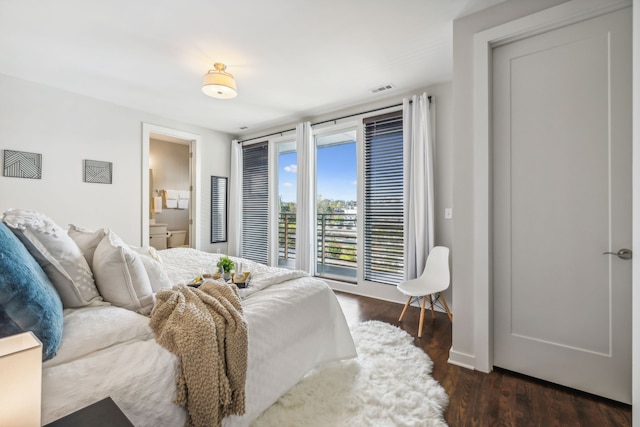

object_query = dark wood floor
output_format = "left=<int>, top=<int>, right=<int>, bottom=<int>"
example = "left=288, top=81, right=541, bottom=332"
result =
left=335, top=291, right=632, bottom=427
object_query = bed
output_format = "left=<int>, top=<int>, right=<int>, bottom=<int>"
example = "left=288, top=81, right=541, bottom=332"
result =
left=0, top=210, right=356, bottom=427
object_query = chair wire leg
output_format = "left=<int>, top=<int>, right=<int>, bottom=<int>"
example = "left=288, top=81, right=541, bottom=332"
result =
left=428, top=294, right=436, bottom=319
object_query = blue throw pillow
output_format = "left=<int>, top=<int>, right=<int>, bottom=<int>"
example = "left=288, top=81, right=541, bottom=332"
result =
left=0, top=222, right=63, bottom=360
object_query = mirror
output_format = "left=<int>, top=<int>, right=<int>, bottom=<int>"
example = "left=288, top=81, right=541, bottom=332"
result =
left=211, top=176, right=228, bottom=243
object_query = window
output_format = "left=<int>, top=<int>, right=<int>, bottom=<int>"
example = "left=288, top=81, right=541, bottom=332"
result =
left=240, top=111, right=405, bottom=286
left=315, top=129, right=357, bottom=281
left=363, top=112, right=404, bottom=284
left=277, top=140, right=297, bottom=268
left=241, top=142, right=269, bottom=264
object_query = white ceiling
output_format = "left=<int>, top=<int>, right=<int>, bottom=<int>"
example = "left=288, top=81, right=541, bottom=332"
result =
left=0, top=0, right=506, bottom=135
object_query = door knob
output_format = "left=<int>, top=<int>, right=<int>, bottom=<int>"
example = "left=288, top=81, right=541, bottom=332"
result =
left=602, top=248, right=632, bottom=260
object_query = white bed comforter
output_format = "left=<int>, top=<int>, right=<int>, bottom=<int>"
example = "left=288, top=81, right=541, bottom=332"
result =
left=41, top=249, right=356, bottom=427
left=160, top=248, right=308, bottom=299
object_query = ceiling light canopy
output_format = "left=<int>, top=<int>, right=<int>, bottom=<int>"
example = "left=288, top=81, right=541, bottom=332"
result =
left=202, top=63, right=237, bottom=99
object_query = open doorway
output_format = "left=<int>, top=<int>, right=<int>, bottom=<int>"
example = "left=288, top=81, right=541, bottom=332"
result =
left=141, top=124, right=201, bottom=249
left=150, top=134, right=191, bottom=249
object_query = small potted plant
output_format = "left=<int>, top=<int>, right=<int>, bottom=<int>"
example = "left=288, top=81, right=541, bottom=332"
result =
left=217, top=256, right=235, bottom=280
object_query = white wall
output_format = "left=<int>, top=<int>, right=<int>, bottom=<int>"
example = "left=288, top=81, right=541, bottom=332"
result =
left=449, top=0, right=568, bottom=368
left=0, top=73, right=231, bottom=248
left=238, top=82, right=454, bottom=307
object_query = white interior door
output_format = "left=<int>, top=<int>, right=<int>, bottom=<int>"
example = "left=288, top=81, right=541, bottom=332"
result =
left=492, top=8, right=632, bottom=403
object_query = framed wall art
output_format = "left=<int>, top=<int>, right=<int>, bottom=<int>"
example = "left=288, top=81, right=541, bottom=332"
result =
left=3, top=150, right=42, bottom=179
left=83, top=159, right=112, bottom=184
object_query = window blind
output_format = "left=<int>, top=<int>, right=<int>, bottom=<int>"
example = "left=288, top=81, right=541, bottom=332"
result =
left=241, top=142, right=269, bottom=264
left=363, top=112, right=404, bottom=284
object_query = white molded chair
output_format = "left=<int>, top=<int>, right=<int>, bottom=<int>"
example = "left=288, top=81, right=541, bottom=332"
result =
left=398, top=246, right=452, bottom=337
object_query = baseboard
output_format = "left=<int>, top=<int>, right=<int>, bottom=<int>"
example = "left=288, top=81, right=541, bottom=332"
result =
left=448, top=348, right=476, bottom=370
left=328, top=280, right=407, bottom=305
left=329, top=281, right=453, bottom=314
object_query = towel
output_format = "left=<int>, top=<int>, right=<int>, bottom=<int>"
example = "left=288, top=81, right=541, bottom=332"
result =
left=178, top=199, right=189, bottom=210
left=178, top=190, right=190, bottom=200
left=150, top=281, right=247, bottom=427
left=166, top=199, right=178, bottom=209
left=165, top=189, right=180, bottom=200
left=153, top=196, right=163, bottom=213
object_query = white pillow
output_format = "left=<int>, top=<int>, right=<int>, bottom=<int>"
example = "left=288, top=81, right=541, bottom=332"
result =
left=68, top=224, right=107, bottom=267
left=93, top=231, right=155, bottom=315
left=2, top=209, right=102, bottom=308
left=130, top=246, right=174, bottom=292
left=43, top=305, right=153, bottom=369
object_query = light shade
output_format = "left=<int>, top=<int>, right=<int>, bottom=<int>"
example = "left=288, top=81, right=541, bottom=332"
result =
left=0, top=332, right=42, bottom=427
left=202, top=63, right=237, bottom=99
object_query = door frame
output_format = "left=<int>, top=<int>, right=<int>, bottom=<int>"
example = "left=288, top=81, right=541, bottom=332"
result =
left=141, top=123, right=202, bottom=249
left=471, top=0, right=632, bottom=373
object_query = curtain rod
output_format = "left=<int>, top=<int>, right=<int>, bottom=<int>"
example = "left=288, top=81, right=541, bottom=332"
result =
left=236, top=96, right=430, bottom=144
left=236, top=128, right=296, bottom=144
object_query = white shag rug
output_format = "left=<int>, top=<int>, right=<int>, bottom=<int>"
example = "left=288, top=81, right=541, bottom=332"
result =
left=252, top=320, right=449, bottom=427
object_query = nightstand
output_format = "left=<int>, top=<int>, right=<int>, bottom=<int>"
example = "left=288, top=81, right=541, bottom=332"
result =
left=44, top=397, right=134, bottom=427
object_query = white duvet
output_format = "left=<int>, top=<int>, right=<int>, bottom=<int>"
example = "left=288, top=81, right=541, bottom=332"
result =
left=41, top=249, right=357, bottom=427
left=160, top=248, right=309, bottom=298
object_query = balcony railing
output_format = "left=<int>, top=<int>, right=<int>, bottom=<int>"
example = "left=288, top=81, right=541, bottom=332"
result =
left=278, top=212, right=297, bottom=263
left=278, top=212, right=357, bottom=279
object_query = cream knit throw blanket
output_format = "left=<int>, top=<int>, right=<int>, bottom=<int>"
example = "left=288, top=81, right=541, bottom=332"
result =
left=150, top=281, right=248, bottom=427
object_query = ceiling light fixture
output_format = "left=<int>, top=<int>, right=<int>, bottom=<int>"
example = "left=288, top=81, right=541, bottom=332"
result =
left=202, top=63, right=237, bottom=99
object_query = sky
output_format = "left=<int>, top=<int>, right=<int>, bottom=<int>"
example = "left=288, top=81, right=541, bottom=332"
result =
left=279, top=142, right=357, bottom=203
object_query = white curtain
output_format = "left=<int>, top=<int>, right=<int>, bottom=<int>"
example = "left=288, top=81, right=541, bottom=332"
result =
left=295, top=122, right=315, bottom=273
left=403, top=93, right=435, bottom=280
left=227, top=139, right=242, bottom=256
